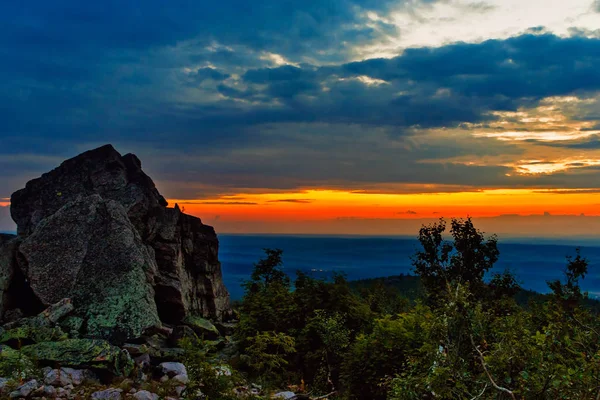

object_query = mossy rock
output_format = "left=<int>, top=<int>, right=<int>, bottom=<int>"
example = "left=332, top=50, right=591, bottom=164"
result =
left=60, top=316, right=84, bottom=338
left=148, top=346, right=185, bottom=363
left=183, top=316, right=220, bottom=340
left=20, top=339, right=134, bottom=377
left=0, top=345, right=37, bottom=380
left=0, top=325, right=67, bottom=346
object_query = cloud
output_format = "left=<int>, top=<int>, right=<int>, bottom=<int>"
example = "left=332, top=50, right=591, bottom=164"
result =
left=1, top=2, right=600, bottom=200
left=398, top=210, right=418, bottom=214
left=268, top=199, right=315, bottom=203
left=189, top=68, right=231, bottom=84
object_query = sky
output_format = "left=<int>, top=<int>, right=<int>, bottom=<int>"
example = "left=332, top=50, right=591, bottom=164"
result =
left=1, top=0, right=600, bottom=236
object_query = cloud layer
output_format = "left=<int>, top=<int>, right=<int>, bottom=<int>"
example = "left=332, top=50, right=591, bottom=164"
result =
left=1, top=1, right=600, bottom=203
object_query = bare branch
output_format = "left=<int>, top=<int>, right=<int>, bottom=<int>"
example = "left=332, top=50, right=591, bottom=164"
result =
left=471, top=335, right=517, bottom=400
left=470, top=384, right=488, bottom=400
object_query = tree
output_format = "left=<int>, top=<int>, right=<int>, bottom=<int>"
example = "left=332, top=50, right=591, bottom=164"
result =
left=412, top=217, right=499, bottom=303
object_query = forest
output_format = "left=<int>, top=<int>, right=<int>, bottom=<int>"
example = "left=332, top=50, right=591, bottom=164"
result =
left=217, top=217, right=600, bottom=399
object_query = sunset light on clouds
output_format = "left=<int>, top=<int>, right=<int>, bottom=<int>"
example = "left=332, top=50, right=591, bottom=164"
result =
left=1, top=0, right=600, bottom=236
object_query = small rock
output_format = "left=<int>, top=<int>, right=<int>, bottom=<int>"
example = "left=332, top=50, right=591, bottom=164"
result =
left=9, top=379, right=39, bottom=398
left=133, top=390, right=159, bottom=400
left=122, top=344, right=149, bottom=357
left=91, top=388, right=123, bottom=400
left=159, top=362, right=187, bottom=378
left=44, top=369, right=72, bottom=386
left=0, top=377, right=10, bottom=393
left=61, top=368, right=85, bottom=385
left=175, top=385, right=186, bottom=396
left=118, top=378, right=134, bottom=390
left=43, top=385, right=57, bottom=397
left=134, top=353, right=151, bottom=369
left=170, top=325, right=198, bottom=346
left=172, top=373, right=189, bottom=384
left=273, top=391, right=297, bottom=399
left=160, top=375, right=169, bottom=383
left=183, top=316, right=220, bottom=340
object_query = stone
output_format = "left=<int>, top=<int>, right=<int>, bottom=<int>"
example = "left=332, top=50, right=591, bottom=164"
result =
left=273, top=391, right=297, bottom=399
left=169, top=325, right=198, bottom=346
left=133, top=353, right=151, bottom=369
left=21, top=339, right=134, bottom=377
left=0, top=377, right=9, bottom=393
left=0, top=299, right=73, bottom=346
left=147, top=347, right=185, bottom=363
left=172, top=374, right=189, bottom=384
left=214, top=321, right=237, bottom=336
left=44, top=367, right=87, bottom=387
left=61, top=368, right=86, bottom=385
left=122, top=343, right=149, bottom=357
left=9, top=379, right=38, bottom=398
left=42, top=385, right=57, bottom=397
left=44, top=368, right=72, bottom=386
left=159, top=362, right=187, bottom=378
left=0, top=345, right=36, bottom=380
left=133, top=390, right=159, bottom=400
left=91, top=388, right=123, bottom=400
left=7, top=145, right=230, bottom=334
left=17, top=195, right=160, bottom=343
left=182, top=316, right=220, bottom=340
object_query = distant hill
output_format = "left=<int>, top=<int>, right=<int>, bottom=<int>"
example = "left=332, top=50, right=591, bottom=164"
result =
left=350, top=273, right=600, bottom=311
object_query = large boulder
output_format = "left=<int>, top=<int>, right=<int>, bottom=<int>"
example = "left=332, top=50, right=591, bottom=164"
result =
left=17, top=195, right=160, bottom=342
left=4, top=144, right=230, bottom=340
left=10, top=144, right=167, bottom=237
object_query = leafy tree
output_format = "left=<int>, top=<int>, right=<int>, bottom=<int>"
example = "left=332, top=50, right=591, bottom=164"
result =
left=412, top=217, right=499, bottom=304
left=242, top=331, right=296, bottom=384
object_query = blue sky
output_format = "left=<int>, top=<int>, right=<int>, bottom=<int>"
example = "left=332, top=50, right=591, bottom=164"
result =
left=1, top=1, right=600, bottom=234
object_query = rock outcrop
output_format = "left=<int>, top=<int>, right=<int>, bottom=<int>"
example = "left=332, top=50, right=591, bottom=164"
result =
left=0, top=234, right=16, bottom=318
left=1, top=144, right=230, bottom=341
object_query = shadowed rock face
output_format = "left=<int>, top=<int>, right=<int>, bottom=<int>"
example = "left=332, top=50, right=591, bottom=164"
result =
left=11, top=145, right=167, bottom=237
left=0, top=234, right=17, bottom=318
left=2, top=145, right=230, bottom=341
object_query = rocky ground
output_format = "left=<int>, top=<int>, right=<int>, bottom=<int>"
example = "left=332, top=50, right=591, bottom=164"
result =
left=0, top=299, right=305, bottom=399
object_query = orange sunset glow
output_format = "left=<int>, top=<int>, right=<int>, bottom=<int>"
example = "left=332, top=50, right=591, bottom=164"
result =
left=171, top=189, right=600, bottom=221
left=165, top=189, right=600, bottom=236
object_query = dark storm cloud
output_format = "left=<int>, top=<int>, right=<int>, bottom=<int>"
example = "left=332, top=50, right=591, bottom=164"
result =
left=194, top=34, right=600, bottom=130
left=189, top=68, right=231, bottom=84
left=2, top=0, right=600, bottom=198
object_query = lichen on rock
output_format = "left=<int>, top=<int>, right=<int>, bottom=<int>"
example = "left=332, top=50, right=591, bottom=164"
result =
left=21, top=339, right=134, bottom=377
